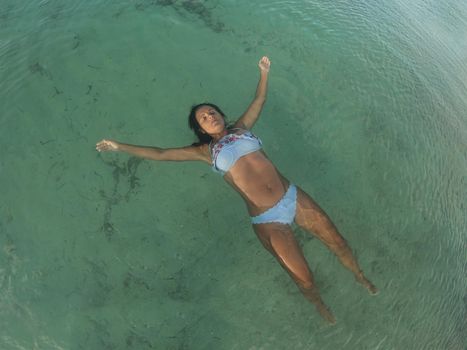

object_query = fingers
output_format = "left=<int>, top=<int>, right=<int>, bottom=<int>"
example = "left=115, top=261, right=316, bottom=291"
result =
left=258, top=56, right=271, bottom=71
left=95, top=139, right=106, bottom=152
left=95, top=139, right=115, bottom=152
left=260, top=56, right=270, bottom=65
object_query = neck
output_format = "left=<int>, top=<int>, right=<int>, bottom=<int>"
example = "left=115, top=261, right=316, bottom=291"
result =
left=210, top=128, right=229, bottom=143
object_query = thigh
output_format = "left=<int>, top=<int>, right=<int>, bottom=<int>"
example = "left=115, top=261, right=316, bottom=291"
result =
left=253, top=222, right=314, bottom=286
left=294, top=186, right=346, bottom=247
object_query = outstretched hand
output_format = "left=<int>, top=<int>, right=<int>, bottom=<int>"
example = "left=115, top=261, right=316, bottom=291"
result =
left=258, top=56, right=271, bottom=73
left=96, top=139, right=119, bottom=152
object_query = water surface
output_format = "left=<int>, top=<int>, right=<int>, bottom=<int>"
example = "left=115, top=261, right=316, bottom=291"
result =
left=0, top=0, right=465, bottom=349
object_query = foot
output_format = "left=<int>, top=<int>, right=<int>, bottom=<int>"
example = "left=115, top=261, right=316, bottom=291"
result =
left=316, top=302, right=336, bottom=325
left=356, top=273, right=379, bottom=295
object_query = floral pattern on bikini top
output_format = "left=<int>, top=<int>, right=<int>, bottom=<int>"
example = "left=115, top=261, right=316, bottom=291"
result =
left=210, top=129, right=263, bottom=172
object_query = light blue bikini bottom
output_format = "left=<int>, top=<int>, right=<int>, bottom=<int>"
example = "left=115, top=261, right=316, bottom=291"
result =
left=250, top=184, right=297, bottom=225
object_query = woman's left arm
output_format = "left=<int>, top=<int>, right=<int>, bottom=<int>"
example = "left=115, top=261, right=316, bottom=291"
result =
left=234, top=56, right=271, bottom=130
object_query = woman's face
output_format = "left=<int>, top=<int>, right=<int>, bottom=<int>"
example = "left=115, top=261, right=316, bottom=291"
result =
left=195, top=105, right=225, bottom=134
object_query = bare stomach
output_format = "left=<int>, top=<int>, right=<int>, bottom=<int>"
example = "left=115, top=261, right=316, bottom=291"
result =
left=222, top=150, right=290, bottom=216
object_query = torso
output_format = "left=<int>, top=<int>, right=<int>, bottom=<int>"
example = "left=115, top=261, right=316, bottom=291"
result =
left=223, top=150, right=290, bottom=216
left=199, top=129, right=289, bottom=216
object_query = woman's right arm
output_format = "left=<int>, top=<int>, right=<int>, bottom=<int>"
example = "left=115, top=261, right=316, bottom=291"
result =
left=95, top=139, right=209, bottom=162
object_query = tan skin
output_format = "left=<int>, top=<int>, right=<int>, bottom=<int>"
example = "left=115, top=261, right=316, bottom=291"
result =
left=96, top=56, right=377, bottom=324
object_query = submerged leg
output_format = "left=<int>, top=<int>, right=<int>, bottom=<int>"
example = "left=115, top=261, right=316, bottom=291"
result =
left=253, top=222, right=336, bottom=324
left=294, top=186, right=378, bottom=295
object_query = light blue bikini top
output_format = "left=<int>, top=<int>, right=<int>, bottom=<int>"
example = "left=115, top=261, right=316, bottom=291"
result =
left=209, top=128, right=263, bottom=175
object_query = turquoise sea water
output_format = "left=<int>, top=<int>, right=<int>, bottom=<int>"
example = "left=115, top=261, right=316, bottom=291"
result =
left=1, top=0, right=466, bottom=349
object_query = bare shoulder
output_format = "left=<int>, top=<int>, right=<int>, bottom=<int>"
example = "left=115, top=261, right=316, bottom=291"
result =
left=197, top=143, right=211, bottom=163
left=232, top=120, right=249, bottom=130
left=185, top=143, right=211, bottom=163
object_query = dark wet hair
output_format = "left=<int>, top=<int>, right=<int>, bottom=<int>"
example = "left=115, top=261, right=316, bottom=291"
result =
left=188, top=103, right=231, bottom=146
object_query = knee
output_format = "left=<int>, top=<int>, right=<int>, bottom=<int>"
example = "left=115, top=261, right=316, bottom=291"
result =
left=297, top=280, right=321, bottom=301
left=331, top=239, right=350, bottom=255
left=299, top=279, right=315, bottom=291
left=291, top=272, right=315, bottom=291
left=331, top=236, right=346, bottom=247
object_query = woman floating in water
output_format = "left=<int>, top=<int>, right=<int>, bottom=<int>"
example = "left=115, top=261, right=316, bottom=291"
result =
left=96, top=56, right=377, bottom=324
